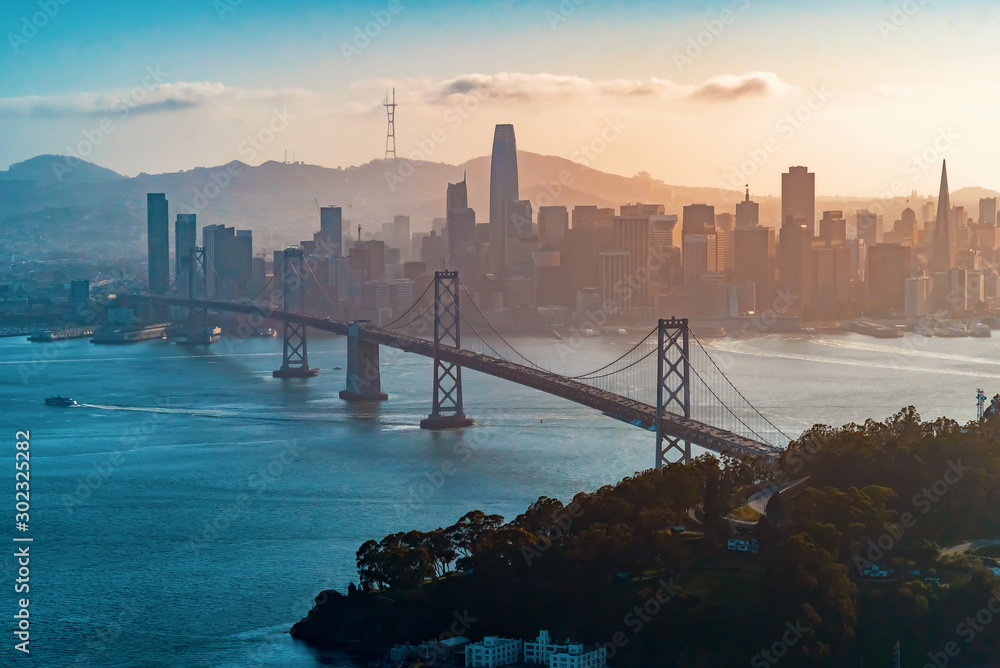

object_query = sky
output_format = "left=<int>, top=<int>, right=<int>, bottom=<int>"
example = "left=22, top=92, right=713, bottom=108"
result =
left=1, top=0, right=999, bottom=196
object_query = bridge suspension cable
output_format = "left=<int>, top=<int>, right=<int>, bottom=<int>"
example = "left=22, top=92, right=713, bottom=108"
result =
left=457, top=280, right=549, bottom=372
left=565, top=326, right=657, bottom=380
left=689, top=332, right=793, bottom=443
left=457, top=310, right=515, bottom=362
left=380, top=281, right=434, bottom=330
left=302, top=261, right=343, bottom=313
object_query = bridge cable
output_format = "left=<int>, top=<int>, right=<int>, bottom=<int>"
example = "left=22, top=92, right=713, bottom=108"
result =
left=678, top=347, right=771, bottom=445
left=689, top=332, right=793, bottom=442
left=384, top=302, right=435, bottom=332
left=564, top=326, right=657, bottom=379
left=301, top=261, right=343, bottom=313
left=456, top=280, right=549, bottom=371
left=458, top=311, right=512, bottom=361
left=570, top=345, right=659, bottom=382
left=379, top=281, right=434, bottom=330
left=287, top=262, right=336, bottom=316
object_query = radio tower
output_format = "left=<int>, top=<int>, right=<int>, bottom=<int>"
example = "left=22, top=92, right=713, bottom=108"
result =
left=384, top=87, right=397, bottom=160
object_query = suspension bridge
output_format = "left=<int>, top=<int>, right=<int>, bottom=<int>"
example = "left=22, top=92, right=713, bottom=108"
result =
left=128, top=250, right=790, bottom=467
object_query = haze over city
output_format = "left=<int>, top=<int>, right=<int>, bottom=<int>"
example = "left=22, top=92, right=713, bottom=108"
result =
left=2, top=0, right=999, bottom=195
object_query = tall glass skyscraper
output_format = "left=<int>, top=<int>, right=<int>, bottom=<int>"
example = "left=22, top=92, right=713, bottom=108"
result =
left=488, top=124, right=519, bottom=275
left=147, top=193, right=170, bottom=294
left=175, top=213, right=197, bottom=279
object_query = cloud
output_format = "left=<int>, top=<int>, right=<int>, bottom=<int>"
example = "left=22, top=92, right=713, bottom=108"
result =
left=687, top=72, right=798, bottom=102
left=0, top=82, right=321, bottom=119
left=357, top=71, right=794, bottom=106
left=0, top=71, right=797, bottom=122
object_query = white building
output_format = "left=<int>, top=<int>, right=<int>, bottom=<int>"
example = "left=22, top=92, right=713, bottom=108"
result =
left=465, top=636, right=522, bottom=668
left=524, top=630, right=606, bottom=668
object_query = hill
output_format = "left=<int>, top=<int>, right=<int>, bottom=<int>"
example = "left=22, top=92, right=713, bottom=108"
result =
left=4, top=152, right=997, bottom=261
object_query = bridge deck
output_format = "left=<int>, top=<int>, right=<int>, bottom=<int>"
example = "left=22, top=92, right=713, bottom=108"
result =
left=134, top=296, right=782, bottom=459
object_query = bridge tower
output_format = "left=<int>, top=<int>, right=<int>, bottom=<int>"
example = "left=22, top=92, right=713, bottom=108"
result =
left=656, top=317, right=691, bottom=468
left=420, top=271, right=475, bottom=429
left=178, top=246, right=215, bottom=345
left=273, top=248, right=319, bottom=378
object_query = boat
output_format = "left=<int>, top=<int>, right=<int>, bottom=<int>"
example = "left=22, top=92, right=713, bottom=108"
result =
left=970, top=323, right=992, bottom=338
left=801, top=327, right=816, bottom=335
left=849, top=319, right=903, bottom=338
left=948, top=325, right=970, bottom=337
left=333, top=366, right=342, bottom=370
left=914, top=325, right=934, bottom=337
left=45, top=396, right=77, bottom=407
left=616, top=328, right=628, bottom=336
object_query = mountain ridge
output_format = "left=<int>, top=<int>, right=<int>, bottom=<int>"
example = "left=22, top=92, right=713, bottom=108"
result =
left=3, top=153, right=997, bottom=259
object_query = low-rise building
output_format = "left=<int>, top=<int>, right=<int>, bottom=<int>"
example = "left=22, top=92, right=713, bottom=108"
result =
left=525, top=630, right=607, bottom=668
left=466, top=635, right=522, bottom=667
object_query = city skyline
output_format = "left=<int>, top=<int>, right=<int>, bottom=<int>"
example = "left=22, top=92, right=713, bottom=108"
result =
left=0, top=0, right=996, bottom=195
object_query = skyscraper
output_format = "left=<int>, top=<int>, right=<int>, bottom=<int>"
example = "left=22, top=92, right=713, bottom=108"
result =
left=682, top=234, right=718, bottom=296
left=175, top=213, right=197, bottom=285
left=319, top=206, right=343, bottom=257
left=613, top=214, right=651, bottom=306
left=682, top=203, right=715, bottom=237
left=930, top=160, right=955, bottom=273
left=203, top=224, right=234, bottom=299
left=500, top=199, right=532, bottom=275
left=735, top=186, right=759, bottom=229
left=147, top=193, right=169, bottom=293
left=537, top=206, right=569, bottom=246
left=979, top=197, right=997, bottom=226
left=819, top=211, right=847, bottom=244
left=867, top=243, right=911, bottom=316
left=446, top=177, right=477, bottom=277
left=488, top=124, right=519, bottom=275
left=782, top=166, right=816, bottom=236
left=856, top=210, right=883, bottom=246
left=734, top=226, right=775, bottom=311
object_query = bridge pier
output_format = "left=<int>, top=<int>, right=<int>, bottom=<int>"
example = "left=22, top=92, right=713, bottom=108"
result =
left=179, top=246, right=219, bottom=345
left=656, top=317, right=691, bottom=468
left=421, top=271, right=474, bottom=430
left=274, top=248, right=318, bottom=378
left=339, top=321, right=388, bottom=402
